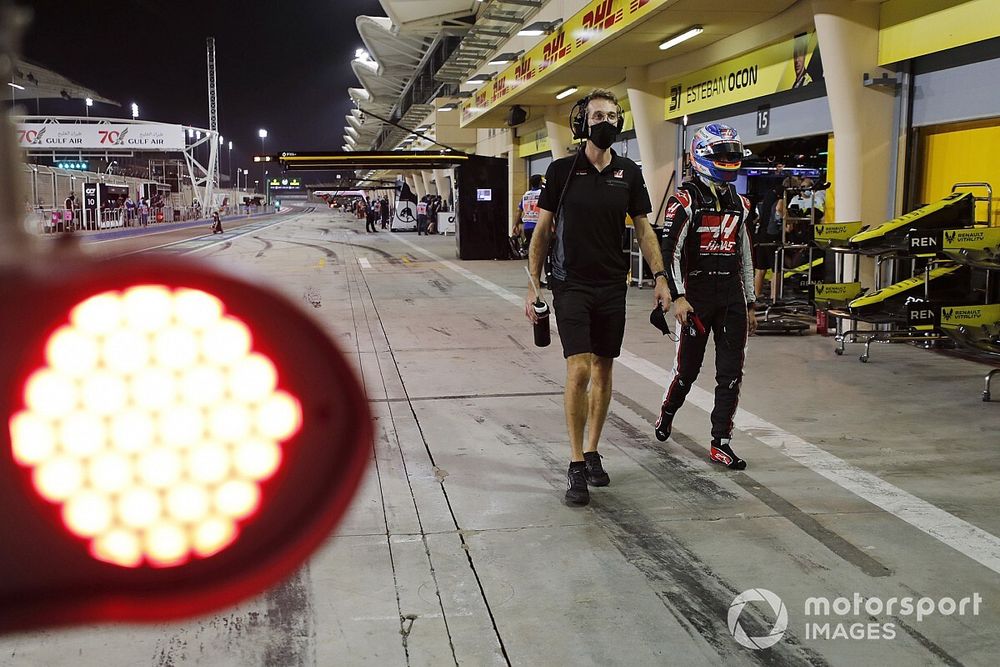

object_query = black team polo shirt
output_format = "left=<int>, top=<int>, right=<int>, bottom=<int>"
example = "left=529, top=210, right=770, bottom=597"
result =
left=538, top=148, right=652, bottom=285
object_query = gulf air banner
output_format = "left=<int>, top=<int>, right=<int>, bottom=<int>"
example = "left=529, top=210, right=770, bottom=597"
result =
left=664, top=32, right=822, bottom=120
left=17, top=122, right=186, bottom=151
left=460, top=0, right=669, bottom=127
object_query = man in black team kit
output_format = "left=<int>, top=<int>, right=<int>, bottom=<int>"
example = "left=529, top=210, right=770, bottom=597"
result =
left=525, top=89, right=670, bottom=505
left=655, top=123, right=757, bottom=470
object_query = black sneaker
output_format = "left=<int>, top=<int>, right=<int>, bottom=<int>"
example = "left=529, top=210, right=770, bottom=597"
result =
left=565, top=464, right=590, bottom=505
left=583, top=451, right=610, bottom=486
left=710, top=440, right=747, bottom=470
left=654, top=406, right=674, bottom=442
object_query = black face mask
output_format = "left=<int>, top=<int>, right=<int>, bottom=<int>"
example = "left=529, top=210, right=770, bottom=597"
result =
left=588, top=121, right=618, bottom=150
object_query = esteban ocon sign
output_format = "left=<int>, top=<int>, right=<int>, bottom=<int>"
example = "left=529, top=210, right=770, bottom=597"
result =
left=665, top=32, right=823, bottom=120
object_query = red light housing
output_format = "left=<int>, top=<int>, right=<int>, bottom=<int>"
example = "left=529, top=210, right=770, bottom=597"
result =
left=0, top=255, right=373, bottom=632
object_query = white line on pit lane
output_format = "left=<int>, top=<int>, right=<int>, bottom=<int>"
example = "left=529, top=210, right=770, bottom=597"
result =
left=121, top=212, right=307, bottom=256
left=358, top=257, right=372, bottom=269
left=391, top=232, right=1000, bottom=577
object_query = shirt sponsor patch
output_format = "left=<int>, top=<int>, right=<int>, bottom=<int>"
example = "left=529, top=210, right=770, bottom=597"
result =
left=521, top=189, right=541, bottom=223
left=613, top=169, right=624, bottom=178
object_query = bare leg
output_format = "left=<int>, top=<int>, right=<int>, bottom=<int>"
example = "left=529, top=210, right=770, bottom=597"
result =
left=565, top=354, right=592, bottom=462
left=754, top=268, right=766, bottom=301
left=585, top=355, right=614, bottom=453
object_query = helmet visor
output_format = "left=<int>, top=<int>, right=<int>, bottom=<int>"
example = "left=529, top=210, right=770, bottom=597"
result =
left=696, top=141, right=743, bottom=161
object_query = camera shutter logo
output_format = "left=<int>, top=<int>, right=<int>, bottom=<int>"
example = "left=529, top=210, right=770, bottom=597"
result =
left=728, top=589, right=788, bottom=649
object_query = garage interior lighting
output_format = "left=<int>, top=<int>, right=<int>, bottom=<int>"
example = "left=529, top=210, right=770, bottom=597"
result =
left=519, top=20, right=560, bottom=37
left=659, top=26, right=703, bottom=51
left=489, top=51, right=523, bottom=66
left=555, top=86, right=578, bottom=100
left=467, top=73, right=494, bottom=86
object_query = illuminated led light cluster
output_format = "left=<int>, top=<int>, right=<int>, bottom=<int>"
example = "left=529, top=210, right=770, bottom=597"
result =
left=8, top=286, right=302, bottom=568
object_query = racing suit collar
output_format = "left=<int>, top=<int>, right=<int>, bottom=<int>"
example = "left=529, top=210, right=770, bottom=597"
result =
left=692, top=175, right=737, bottom=210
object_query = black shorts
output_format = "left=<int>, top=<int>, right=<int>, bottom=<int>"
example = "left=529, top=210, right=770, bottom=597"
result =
left=754, top=232, right=780, bottom=270
left=551, top=279, right=627, bottom=359
left=524, top=225, right=535, bottom=246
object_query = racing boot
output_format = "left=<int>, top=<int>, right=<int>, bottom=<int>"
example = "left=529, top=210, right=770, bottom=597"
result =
left=710, top=439, right=747, bottom=470
left=654, top=406, right=674, bottom=442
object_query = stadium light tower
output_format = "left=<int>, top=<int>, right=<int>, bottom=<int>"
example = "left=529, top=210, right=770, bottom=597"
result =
left=258, top=129, right=267, bottom=200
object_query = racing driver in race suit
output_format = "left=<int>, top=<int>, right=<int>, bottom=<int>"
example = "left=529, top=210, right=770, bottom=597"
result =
left=654, top=123, right=757, bottom=470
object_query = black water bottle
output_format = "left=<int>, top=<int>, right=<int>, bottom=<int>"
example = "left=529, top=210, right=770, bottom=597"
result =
left=533, top=300, right=551, bottom=347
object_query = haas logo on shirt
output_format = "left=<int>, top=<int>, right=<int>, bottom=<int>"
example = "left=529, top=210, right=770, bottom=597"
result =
left=697, top=213, right=739, bottom=253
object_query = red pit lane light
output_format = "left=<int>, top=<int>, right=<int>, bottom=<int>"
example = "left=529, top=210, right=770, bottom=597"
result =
left=0, top=255, right=373, bottom=633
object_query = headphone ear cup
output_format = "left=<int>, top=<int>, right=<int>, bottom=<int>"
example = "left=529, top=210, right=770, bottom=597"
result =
left=570, top=96, right=590, bottom=140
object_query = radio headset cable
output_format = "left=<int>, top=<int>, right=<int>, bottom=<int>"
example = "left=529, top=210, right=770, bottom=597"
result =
left=544, top=144, right=585, bottom=284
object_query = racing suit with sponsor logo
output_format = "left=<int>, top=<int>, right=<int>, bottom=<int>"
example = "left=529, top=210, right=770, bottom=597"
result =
left=659, top=177, right=756, bottom=443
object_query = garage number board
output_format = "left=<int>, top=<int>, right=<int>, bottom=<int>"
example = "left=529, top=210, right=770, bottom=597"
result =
left=757, top=105, right=771, bottom=136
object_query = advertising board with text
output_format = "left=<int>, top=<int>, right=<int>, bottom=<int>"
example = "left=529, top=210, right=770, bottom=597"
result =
left=664, top=32, right=823, bottom=120
left=17, top=122, right=186, bottom=151
left=460, top=0, right=669, bottom=126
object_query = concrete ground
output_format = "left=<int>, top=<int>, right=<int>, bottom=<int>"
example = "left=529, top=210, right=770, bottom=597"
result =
left=2, top=206, right=998, bottom=666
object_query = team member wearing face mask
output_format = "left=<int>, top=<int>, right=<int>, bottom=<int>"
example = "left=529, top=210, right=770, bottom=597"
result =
left=525, top=89, right=670, bottom=506
left=655, top=124, right=757, bottom=470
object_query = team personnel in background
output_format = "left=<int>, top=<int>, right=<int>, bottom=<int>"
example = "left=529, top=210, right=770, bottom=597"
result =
left=365, top=198, right=378, bottom=233
left=416, top=196, right=429, bottom=235
left=656, top=124, right=757, bottom=470
left=381, top=195, right=391, bottom=229
left=427, top=195, right=441, bottom=234
left=63, top=191, right=77, bottom=230
left=753, top=181, right=781, bottom=299
left=525, top=89, right=670, bottom=506
left=124, top=194, right=136, bottom=226
left=514, top=174, right=544, bottom=251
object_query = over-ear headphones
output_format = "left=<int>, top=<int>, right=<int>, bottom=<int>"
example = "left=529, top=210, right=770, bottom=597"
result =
left=570, top=94, right=625, bottom=140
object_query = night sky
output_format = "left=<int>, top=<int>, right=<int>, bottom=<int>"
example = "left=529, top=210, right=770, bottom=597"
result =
left=21, top=0, right=386, bottom=182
